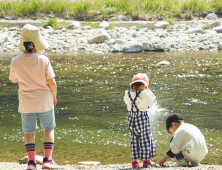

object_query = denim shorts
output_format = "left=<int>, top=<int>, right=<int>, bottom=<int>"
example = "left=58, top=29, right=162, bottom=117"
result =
left=21, top=109, right=56, bottom=132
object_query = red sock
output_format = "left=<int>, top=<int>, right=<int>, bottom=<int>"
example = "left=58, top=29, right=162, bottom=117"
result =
left=25, top=143, right=36, bottom=163
left=44, top=142, right=54, bottom=160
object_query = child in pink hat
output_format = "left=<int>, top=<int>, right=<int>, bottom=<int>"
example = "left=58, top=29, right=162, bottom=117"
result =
left=124, top=73, right=156, bottom=167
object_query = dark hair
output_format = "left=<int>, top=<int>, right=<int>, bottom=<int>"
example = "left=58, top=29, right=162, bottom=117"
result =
left=23, top=42, right=35, bottom=53
left=131, top=82, right=143, bottom=89
left=166, top=113, right=184, bottom=133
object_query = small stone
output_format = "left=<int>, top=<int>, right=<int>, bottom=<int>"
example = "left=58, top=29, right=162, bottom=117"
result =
left=157, top=61, right=170, bottom=66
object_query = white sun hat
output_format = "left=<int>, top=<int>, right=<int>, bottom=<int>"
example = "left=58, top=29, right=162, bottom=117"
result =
left=19, top=24, right=49, bottom=52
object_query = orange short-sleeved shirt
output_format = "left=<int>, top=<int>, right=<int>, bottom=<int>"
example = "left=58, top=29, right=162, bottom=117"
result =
left=9, top=53, right=55, bottom=113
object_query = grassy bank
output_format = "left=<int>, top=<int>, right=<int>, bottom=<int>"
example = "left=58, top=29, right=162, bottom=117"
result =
left=0, top=0, right=222, bottom=20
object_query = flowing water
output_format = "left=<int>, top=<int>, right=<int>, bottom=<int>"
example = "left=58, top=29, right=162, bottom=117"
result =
left=0, top=51, right=222, bottom=165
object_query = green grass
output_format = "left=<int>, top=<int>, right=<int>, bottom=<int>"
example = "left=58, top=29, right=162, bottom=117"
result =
left=0, top=0, right=222, bottom=19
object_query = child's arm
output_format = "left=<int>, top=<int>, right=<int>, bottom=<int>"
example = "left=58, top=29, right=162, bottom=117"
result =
left=159, top=154, right=170, bottom=166
left=143, top=90, right=156, bottom=107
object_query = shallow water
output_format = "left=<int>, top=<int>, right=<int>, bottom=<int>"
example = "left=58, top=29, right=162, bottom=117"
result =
left=0, top=51, right=222, bottom=165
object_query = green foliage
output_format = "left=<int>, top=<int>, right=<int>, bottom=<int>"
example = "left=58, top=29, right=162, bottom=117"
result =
left=0, top=0, right=221, bottom=19
left=163, top=16, right=175, bottom=25
left=82, top=22, right=99, bottom=29
left=41, top=17, right=58, bottom=28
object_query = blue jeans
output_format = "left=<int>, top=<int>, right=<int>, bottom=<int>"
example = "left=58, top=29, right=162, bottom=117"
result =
left=170, top=136, right=184, bottom=160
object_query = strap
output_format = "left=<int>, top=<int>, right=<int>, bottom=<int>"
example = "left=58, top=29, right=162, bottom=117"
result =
left=128, top=90, right=142, bottom=112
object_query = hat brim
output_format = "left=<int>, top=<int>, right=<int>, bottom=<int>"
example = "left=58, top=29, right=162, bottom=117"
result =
left=130, top=80, right=148, bottom=89
left=19, top=24, right=49, bottom=52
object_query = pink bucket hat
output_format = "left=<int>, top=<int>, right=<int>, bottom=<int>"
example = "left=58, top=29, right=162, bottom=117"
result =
left=130, top=73, right=149, bottom=89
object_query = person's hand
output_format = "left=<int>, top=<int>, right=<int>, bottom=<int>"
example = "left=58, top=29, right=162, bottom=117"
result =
left=159, top=158, right=166, bottom=166
left=53, top=98, right=57, bottom=107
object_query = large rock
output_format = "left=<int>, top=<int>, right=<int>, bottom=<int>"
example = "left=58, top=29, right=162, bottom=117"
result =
left=66, top=21, right=81, bottom=29
left=0, top=34, right=8, bottom=43
left=186, top=28, right=203, bottom=34
left=205, top=13, right=217, bottom=21
left=218, top=43, right=222, bottom=50
left=209, top=20, right=221, bottom=27
left=154, top=21, right=169, bottom=29
left=88, top=29, right=111, bottom=44
left=142, top=42, right=156, bottom=51
left=121, top=41, right=143, bottom=53
left=153, top=43, right=165, bottom=51
left=212, top=26, right=222, bottom=33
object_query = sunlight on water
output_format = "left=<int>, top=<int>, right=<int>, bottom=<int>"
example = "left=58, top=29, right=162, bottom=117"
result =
left=0, top=51, right=222, bottom=165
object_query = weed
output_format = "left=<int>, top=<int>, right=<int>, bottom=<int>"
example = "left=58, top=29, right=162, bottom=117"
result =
left=82, top=22, right=99, bottom=29
left=164, top=16, right=176, bottom=25
left=41, top=17, right=58, bottom=28
left=108, top=22, right=114, bottom=30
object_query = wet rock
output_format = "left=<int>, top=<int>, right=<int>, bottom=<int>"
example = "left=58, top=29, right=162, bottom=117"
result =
left=157, top=61, right=170, bottom=66
left=205, top=13, right=217, bottom=21
left=142, top=42, right=156, bottom=51
left=66, top=21, right=81, bottom=29
left=99, top=21, right=109, bottom=29
left=212, top=26, right=222, bottom=33
left=218, top=43, right=222, bottom=50
left=154, top=21, right=169, bottom=29
left=121, top=41, right=143, bottom=53
left=88, top=29, right=111, bottom=44
left=154, top=43, right=165, bottom=51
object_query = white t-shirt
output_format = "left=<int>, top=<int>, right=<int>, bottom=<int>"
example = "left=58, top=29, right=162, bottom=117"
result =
left=124, top=89, right=156, bottom=111
left=171, top=123, right=208, bottom=163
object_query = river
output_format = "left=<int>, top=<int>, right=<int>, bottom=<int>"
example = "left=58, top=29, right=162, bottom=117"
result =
left=0, top=51, right=221, bottom=165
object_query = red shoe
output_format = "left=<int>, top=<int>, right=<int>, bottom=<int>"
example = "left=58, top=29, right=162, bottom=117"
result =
left=132, top=161, right=141, bottom=167
left=143, top=160, right=154, bottom=167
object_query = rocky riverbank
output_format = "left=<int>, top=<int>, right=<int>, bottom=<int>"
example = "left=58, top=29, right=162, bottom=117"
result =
left=1, top=13, right=222, bottom=54
left=1, top=162, right=222, bottom=170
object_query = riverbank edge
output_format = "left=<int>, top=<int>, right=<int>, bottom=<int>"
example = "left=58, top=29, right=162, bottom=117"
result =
left=0, top=18, right=214, bottom=28
left=1, top=162, right=222, bottom=170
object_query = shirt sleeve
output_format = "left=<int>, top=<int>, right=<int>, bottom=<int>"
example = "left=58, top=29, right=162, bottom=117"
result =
left=45, top=58, right=55, bottom=80
left=143, top=91, right=154, bottom=107
left=9, top=61, right=18, bottom=82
